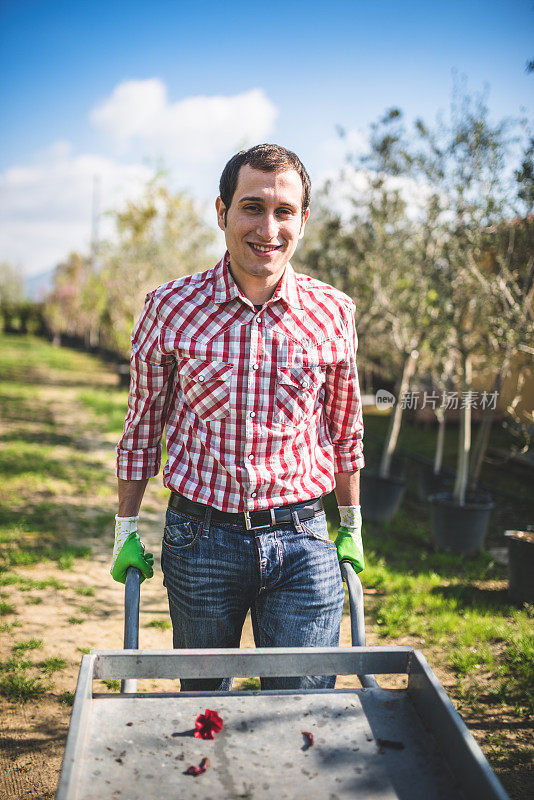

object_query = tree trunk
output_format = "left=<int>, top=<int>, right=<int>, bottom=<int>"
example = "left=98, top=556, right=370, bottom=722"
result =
left=434, top=407, right=445, bottom=474
left=468, top=363, right=508, bottom=491
left=379, top=348, right=419, bottom=478
left=453, top=353, right=472, bottom=506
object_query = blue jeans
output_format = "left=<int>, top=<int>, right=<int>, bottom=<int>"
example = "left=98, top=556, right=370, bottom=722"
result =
left=160, top=503, right=344, bottom=692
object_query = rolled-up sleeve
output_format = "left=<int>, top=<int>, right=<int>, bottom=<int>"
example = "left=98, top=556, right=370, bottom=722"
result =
left=323, top=300, right=365, bottom=473
left=116, top=291, right=176, bottom=480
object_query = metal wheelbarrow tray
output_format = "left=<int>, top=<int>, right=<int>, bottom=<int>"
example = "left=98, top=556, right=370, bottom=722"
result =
left=56, top=565, right=509, bottom=800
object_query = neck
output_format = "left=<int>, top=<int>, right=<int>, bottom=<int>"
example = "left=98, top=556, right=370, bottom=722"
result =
left=228, top=262, right=286, bottom=306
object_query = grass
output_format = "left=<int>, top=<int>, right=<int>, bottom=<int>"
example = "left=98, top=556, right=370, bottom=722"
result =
left=0, top=672, right=46, bottom=701
left=0, top=575, right=67, bottom=590
left=0, top=644, right=51, bottom=702
left=0, top=656, right=33, bottom=672
left=12, top=638, right=43, bottom=653
left=0, top=333, right=532, bottom=796
left=357, top=517, right=533, bottom=716
left=146, top=618, right=172, bottom=630
left=74, top=586, right=95, bottom=597
left=322, top=420, right=533, bottom=795
left=101, top=679, right=121, bottom=691
left=239, top=677, right=261, bottom=690
left=0, top=620, right=21, bottom=632
left=0, top=333, right=122, bottom=575
left=40, top=657, right=67, bottom=674
left=0, top=537, right=91, bottom=571
left=78, top=390, right=129, bottom=434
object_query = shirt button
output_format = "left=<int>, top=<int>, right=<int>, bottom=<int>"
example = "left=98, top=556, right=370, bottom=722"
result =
left=256, top=316, right=261, bottom=323
left=198, top=376, right=204, bottom=382
left=249, top=411, right=256, bottom=418
left=252, top=364, right=259, bottom=370
left=251, top=492, right=257, bottom=498
left=248, top=454, right=254, bottom=460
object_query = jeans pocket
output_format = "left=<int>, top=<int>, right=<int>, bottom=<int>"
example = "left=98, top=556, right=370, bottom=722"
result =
left=163, top=511, right=201, bottom=554
left=300, top=512, right=336, bottom=548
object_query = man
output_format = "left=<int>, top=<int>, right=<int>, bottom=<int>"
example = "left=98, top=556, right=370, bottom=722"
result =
left=111, top=143, right=365, bottom=691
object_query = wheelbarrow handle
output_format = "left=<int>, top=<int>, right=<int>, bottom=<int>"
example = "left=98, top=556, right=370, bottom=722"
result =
left=121, top=562, right=378, bottom=691
left=340, top=561, right=379, bottom=689
left=124, top=567, right=141, bottom=649
left=121, top=567, right=141, bottom=693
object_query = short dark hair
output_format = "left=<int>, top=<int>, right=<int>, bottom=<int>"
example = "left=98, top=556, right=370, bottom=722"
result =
left=219, top=143, right=311, bottom=217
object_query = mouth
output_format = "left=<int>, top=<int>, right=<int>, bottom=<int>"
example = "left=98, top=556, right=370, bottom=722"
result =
left=248, top=242, right=282, bottom=255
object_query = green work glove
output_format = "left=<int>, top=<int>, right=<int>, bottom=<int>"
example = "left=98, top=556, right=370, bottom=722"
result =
left=110, top=515, right=154, bottom=584
left=335, top=505, right=365, bottom=574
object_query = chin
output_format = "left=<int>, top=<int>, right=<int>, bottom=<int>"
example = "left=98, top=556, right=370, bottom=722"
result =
left=246, top=259, right=281, bottom=274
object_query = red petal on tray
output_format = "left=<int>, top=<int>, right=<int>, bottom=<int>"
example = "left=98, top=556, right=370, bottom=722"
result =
left=185, top=757, right=210, bottom=776
left=301, top=731, right=314, bottom=749
left=194, top=709, right=224, bottom=740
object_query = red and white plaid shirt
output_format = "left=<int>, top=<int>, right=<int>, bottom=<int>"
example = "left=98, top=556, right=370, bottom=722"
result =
left=116, top=253, right=364, bottom=513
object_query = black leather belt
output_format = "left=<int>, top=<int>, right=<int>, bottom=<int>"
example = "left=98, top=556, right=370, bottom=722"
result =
left=168, top=492, right=324, bottom=531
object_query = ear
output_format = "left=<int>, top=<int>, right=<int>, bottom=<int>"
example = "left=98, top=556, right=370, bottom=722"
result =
left=215, top=197, right=227, bottom=231
left=298, top=207, right=310, bottom=240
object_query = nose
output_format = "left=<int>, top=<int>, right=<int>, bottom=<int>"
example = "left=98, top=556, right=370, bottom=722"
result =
left=256, top=212, right=278, bottom=241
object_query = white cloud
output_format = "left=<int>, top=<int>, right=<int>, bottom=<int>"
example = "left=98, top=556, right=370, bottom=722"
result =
left=0, top=81, right=279, bottom=277
left=0, top=142, right=152, bottom=275
left=90, top=80, right=278, bottom=162
left=319, top=126, right=369, bottom=166
left=313, top=164, right=436, bottom=222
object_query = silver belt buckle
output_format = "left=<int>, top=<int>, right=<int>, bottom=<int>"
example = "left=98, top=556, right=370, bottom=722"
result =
left=244, top=508, right=277, bottom=531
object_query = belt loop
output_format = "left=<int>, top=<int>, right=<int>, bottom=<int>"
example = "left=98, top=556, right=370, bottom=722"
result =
left=201, top=505, right=212, bottom=538
left=290, top=507, right=304, bottom=534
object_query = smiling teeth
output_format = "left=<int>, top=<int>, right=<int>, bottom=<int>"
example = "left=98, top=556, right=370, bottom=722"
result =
left=251, top=244, right=277, bottom=252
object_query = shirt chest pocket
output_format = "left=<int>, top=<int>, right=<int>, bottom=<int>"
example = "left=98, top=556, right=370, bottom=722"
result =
left=177, top=358, right=233, bottom=421
left=275, top=366, right=324, bottom=426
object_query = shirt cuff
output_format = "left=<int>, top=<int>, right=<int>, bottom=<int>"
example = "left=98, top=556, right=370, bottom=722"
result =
left=116, top=446, right=161, bottom=481
left=333, top=448, right=365, bottom=473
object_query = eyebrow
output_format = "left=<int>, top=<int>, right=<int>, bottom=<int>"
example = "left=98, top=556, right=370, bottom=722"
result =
left=238, top=195, right=299, bottom=211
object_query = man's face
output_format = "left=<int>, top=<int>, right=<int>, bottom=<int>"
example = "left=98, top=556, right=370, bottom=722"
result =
left=216, top=165, right=309, bottom=286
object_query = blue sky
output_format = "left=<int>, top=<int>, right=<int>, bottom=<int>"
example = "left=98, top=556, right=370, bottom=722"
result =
left=1, top=0, right=533, bottom=276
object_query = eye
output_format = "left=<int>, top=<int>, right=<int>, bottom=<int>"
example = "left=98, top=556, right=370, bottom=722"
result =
left=277, top=208, right=294, bottom=217
left=244, top=204, right=261, bottom=212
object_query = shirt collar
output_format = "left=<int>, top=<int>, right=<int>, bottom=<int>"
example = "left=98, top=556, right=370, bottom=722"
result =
left=211, top=251, right=303, bottom=309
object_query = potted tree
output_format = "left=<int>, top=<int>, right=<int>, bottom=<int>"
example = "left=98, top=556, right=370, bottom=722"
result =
left=333, top=110, right=442, bottom=522
left=414, top=87, right=519, bottom=554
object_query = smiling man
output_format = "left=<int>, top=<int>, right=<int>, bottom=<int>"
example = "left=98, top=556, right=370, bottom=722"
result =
left=111, top=144, right=365, bottom=691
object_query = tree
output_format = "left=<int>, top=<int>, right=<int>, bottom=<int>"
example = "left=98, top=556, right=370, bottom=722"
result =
left=297, top=83, right=533, bottom=506
left=0, top=261, right=25, bottom=332
left=43, top=252, right=92, bottom=343
left=467, top=215, right=534, bottom=488
left=296, top=109, right=444, bottom=479
left=42, top=175, right=217, bottom=357
left=409, top=86, right=531, bottom=504
left=99, top=176, right=216, bottom=355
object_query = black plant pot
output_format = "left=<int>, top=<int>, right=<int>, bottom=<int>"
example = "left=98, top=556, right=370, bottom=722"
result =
left=427, top=491, right=494, bottom=555
left=360, top=473, right=406, bottom=523
left=505, top=531, right=534, bottom=604
left=418, top=467, right=452, bottom=502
